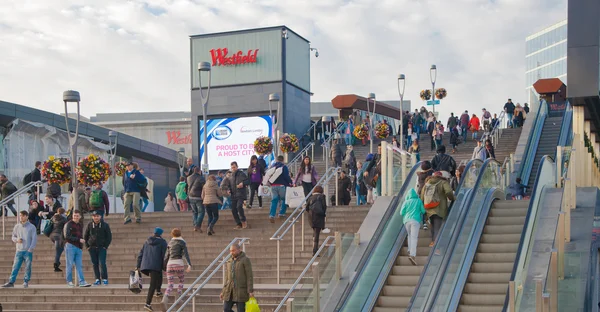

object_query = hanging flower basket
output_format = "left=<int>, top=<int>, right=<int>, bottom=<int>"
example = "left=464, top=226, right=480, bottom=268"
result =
left=42, top=156, right=72, bottom=185
left=279, top=133, right=299, bottom=153
left=77, top=154, right=112, bottom=186
left=420, top=89, right=432, bottom=101
left=374, top=123, right=390, bottom=139
left=253, top=136, right=273, bottom=155
left=114, top=161, right=128, bottom=176
left=435, top=88, right=447, bottom=100
left=353, top=123, right=369, bottom=139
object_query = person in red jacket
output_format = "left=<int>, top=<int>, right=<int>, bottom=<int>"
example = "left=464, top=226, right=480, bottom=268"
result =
left=468, top=114, right=480, bottom=140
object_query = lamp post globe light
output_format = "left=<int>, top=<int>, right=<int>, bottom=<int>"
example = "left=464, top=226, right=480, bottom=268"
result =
left=63, top=90, right=81, bottom=212
left=108, top=130, right=118, bottom=216
left=269, top=93, right=281, bottom=157
left=397, top=74, right=406, bottom=151
left=430, top=64, right=437, bottom=114
left=197, top=62, right=212, bottom=175
left=178, top=147, right=186, bottom=176
left=367, top=93, right=377, bottom=154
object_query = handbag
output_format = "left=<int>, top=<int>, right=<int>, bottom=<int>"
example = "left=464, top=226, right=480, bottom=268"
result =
left=258, top=185, right=271, bottom=197
left=128, top=269, right=143, bottom=294
left=285, top=186, right=305, bottom=208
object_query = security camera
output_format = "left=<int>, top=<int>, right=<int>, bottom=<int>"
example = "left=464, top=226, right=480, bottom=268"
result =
left=282, top=29, right=288, bottom=39
left=310, top=47, right=319, bottom=58
left=315, top=51, right=319, bottom=57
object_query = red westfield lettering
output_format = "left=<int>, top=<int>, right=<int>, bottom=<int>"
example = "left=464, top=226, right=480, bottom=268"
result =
left=166, top=131, right=192, bottom=145
left=210, top=48, right=259, bottom=66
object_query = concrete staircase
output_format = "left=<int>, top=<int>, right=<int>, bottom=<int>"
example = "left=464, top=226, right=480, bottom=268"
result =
left=0, top=205, right=369, bottom=312
left=458, top=200, right=529, bottom=312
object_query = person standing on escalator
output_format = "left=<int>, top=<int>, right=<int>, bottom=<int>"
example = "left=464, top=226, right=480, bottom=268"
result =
left=420, top=171, right=455, bottom=247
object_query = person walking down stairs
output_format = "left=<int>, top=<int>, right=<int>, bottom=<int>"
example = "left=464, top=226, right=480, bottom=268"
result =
left=221, top=161, right=250, bottom=229
left=1, top=211, right=36, bottom=288
left=84, top=211, right=112, bottom=286
left=48, top=208, right=67, bottom=272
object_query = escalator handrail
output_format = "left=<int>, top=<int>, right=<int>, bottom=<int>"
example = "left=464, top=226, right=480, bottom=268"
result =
left=412, top=158, right=501, bottom=312
left=518, top=99, right=548, bottom=185
left=333, top=161, right=423, bottom=311
left=406, top=158, right=487, bottom=311
left=584, top=243, right=600, bottom=312
left=502, top=155, right=555, bottom=311
left=557, top=100, right=573, bottom=147
left=444, top=187, right=504, bottom=311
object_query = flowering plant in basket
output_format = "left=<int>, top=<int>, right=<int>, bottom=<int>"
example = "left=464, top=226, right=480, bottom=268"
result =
left=279, top=134, right=299, bottom=153
left=114, top=161, right=128, bottom=176
left=435, top=88, right=447, bottom=100
left=374, top=123, right=390, bottom=139
left=420, top=89, right=432, bottom=101
left=253, top=136, right=273, bottom=155
left=353, top=123, right=369, bottom=139
left=42, top=156, right=71, bottom=185
left=77, top=154, right=112, bottom=185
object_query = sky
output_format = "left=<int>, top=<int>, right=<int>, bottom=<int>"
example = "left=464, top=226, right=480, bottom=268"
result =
left=0, top=0, right=567, bottom=123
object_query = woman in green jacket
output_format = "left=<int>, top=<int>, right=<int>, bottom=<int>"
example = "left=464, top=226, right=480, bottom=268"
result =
left=400, top=188, right=426, bottom=266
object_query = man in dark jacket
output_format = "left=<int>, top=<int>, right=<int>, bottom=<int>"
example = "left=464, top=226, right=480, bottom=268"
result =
left=221, top=162, right=250, bottom=229
left=221, top=243, right=254, bottom=312
left=0, top=174, right=18, bottom=217
left=187, top=167, right=206, bottom=232
left=447, top=113, right=457, bottom=130
left=268, top=156, right=293, bottom=222
left=49, top=208, right=67, bottom=272
left=84, top=211, right=112, bottom=286
left=459, top=110, right=470, bottom=143
left=123, top=162, right=146, bottom=225
left=137, top=227, right=168, bottom=311
left=30, top=161, right=43, bottom=197
left=38, top=194, right=62, bottom=220
left=89, top=183, right=109, bottom=218
left=504, top=99, right=516, bottom=128
left=64, top=210, right=92, bottom=287
left=336, top=171, right=352, bottom=206
left=431, top=145, right=457, bottom=177
left=331, top=139, right=343, bottom=168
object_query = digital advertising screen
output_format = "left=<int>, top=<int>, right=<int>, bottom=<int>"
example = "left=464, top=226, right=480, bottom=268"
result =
left=199, top=115, right=274, bottom=171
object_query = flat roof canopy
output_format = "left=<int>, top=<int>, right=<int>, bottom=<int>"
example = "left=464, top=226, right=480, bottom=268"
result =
left=331, top=94, right=401, bottom=119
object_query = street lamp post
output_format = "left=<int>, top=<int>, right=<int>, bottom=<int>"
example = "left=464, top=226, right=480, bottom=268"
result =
left=197, top=62, right=212, bottom=175
left=367, top=93, right=377, bottom=154
left=108, top=131, right=118, bottom=216
left=430, top=64, right=437, bottom=114
left=269, top=93, right=281, bottom=157
left=397, top=74, right=406, bottom=151
left=63, top=90, right=81, bottom=213
left=178, top=148, right=186, bottom=176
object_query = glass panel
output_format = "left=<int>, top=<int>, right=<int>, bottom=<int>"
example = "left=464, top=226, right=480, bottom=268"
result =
left=432, top=160, right=503, bottom=311
left=409, top=159, right=484, bottom=310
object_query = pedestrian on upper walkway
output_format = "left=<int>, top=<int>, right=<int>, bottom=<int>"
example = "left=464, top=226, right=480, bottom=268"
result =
left=504, top=99, right=516, bottom=128
left=468, top=114, right=480, bottom=140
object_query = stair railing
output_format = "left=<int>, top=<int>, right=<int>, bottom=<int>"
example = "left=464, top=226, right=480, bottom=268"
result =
left=2, top=181, right=43, bottom=240
left=166, top=237, right=250, bottom=312
left=270, top=166, right=339, bottom=284
left=321, top=120, right=348, bottom=162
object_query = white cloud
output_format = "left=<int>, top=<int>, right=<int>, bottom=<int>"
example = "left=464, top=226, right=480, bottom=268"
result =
left=0, top=0, right=567, bottom=122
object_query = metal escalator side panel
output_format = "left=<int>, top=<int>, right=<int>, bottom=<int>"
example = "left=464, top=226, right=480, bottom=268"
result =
left=335, top=162, right=423, bottom=312
left=518, top=99, right=547, bottom=184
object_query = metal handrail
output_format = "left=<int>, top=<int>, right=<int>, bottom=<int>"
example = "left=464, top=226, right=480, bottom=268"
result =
left=273, top=236, right=336, bottom=312
left=269, top=166, right=339, bottom=284
left=2, top=181, right=44, bottom=240
left=288, top=142, right=315, bottom=177
left=167, top=237, right=250, bottom=312
left=519, top=99, right=548, bottom=185
left=482, top=111, right=506, bottom=147
left=322, top=120, right=348, bottom=148
left=557, top=100, right=573, bottom=147
left=502, top=155, right=555, bottom=311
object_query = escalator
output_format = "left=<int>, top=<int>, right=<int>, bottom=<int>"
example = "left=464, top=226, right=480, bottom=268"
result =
left=524, top=116, right=561, bottom=189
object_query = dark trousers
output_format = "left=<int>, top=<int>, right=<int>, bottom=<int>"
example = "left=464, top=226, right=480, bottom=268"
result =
left=302, top=182, right=313, bottom=197
left=88, top=247, right=108, bottom=280
left=146, top=270, right=163, bottom=305
left=313, top=228, right=322, bottom=255
left=429, top=215, right=444, bottom=243
left=249, top=182, right=262, bottom=207
left=224, top=300, right=246, bottom=312
left=50, top=235, right=64, bottom=264
left=206, top=203, right=219, bottom=229
left=0, top=204, right=17, bottom=217
left=230, top=199, right=246, bottom=226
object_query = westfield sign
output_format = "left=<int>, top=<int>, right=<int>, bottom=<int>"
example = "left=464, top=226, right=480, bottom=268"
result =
left=166, top=131, right=192, bottom=145
left=210, top=48, right=259, bottom=66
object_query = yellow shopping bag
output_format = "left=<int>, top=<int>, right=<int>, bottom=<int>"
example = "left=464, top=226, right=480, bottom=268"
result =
left=246, top=297, right=261, bottom=312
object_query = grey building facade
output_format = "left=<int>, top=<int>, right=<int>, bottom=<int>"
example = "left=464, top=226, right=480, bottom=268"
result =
left=189, top=26, right=312, bottom=168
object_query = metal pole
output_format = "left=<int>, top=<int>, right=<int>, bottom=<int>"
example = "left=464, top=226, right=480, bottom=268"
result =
left=312, top=125, right=316, bottom=160
left=535, top=279, right=543, bottom=312
left=431, top=80, right=436, bottom=114
left=335, top=169, right=339, bottom=206
left=192, top=296, right=196, bottom=312
left=277, top=99, right=282, bottom=157
left=198, top=62, right=212, bottom=175
left=301, top=212, right=305, bottom=251
left=292, top=223, right=296, bottom=264
left=335, top=232, right=342, bottom=280
left=508, top=281, right=515, bottom=312
left=63, top=92, right=81, bottom=213
left=557, top=212, right=565, bottom=280
left=312, top=262, right=320, bottom=312
left=398, top=75, right=405, bottom=151
left=550, top=250, right=558, bottom=312
left=286, top=298, right=294, bottom=312
left=324, top=145, right=330, bottom=206
left=277, top=239, right=281, bottom=284
left=542, top=293, right=550, bottom=312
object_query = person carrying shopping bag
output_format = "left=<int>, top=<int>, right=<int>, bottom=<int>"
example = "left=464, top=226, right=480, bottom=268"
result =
left=400, top=188, right=426, bottom=265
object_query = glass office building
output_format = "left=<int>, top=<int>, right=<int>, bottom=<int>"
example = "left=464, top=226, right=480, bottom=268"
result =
left=525, top=20, right=567, bottom=94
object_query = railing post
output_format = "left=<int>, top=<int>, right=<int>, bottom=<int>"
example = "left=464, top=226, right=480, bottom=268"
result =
left=556, top=146, right=562, bottom=187
left=222, top=256, right=226, bottom=287
left=277, top=239, right=281, bottom=284
left=550, top=250, right=558, bottom=312
left=510, top=152, right=515, bottom=171
left=335, top=169, right=339, bottom=206
left=286, top=298, right=294, bottom=312
left=557, top=212, right=565, bottom=280
left=535, top=279, right=543, bottom=312
left=301, top=212, right=305, bottom=252
left=192, top=296, right=196, bottom=312
left=292, top=223, right=296, bottom=264
left=380, top=141, right=387, bottom=196
left=312, top=262, right=320, bottom=312
left=354, top=232, right=360, bottom=246
left=542, top=293, right=550, bottom=312
left=335, top=232, right=342, bottom=280
left=565, top=205, right=571, bottom=243
left=2, top=209, right=5, bottom=240
left=508, top=281, right=515, bottom=312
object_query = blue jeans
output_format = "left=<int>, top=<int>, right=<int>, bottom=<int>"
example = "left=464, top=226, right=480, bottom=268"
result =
left=461, top=125, right=468, bottom=142
left=435, top=138, right=442, bottom=149
left=507, top=113, right=514, bottom=127
left=9, top=251, right=32, bottom=284
left=65, top=243, right=86, bottom=284
left=220, top=197, right=231, bottom=210
left=189, top=199, right=205, bottom=228
left=270, top=186, right=287, bottom=218
left=140, top=198, right=149, bottom=212
left=355, top=184, right=366, bottom=205
left=206, top=203, right=219, bottom=228
left=407, top=135, right=413, bottom=147
left=414, top=125, right=421, bottom=139
left=345, top=133, right=352, bottom=145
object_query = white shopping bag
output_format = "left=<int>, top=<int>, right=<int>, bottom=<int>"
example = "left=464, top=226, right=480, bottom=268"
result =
left=285, top=186, right=305, bottom=208
left=258, top=185, right=272, bottom=197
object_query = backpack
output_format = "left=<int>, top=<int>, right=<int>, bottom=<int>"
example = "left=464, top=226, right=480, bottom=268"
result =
left=90, top=190, right=103, bottom=208
left=263, top=166, right=283, bottom=186
left=310, top=195, right=326, bottom=217
left=42, top=219, right=54, bottom=237
left=423, top=181, right=443, bottom=209
left=23, top=172, right=32, bottom=186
